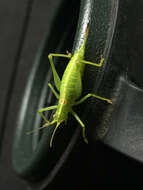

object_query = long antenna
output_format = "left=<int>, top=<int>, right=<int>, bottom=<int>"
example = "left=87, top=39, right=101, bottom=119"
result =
left=50, top=122, right=61, bottom=147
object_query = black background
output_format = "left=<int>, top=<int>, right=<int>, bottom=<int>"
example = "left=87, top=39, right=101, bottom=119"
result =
left=0, top=0, right=143, bottom=189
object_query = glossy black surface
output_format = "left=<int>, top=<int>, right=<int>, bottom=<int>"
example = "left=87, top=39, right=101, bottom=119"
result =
left=0, top=0, right=143, bottom=189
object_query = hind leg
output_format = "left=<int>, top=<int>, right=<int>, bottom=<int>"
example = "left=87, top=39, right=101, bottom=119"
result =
left=48, top=83, right=59, bottom=99
left=80, top=55, right=104, bottom=67
left=48, top=53, right=71, bottom=91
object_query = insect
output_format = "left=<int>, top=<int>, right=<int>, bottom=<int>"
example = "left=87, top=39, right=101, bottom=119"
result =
left=36, top=24, right=112, bottom=147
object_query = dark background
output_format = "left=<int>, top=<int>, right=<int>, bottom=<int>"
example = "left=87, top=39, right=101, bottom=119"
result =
left=0, top=0, right=143, bottom=189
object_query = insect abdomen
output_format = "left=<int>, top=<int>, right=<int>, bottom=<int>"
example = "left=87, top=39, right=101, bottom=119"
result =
left=60, top=59, right=83, bottom=101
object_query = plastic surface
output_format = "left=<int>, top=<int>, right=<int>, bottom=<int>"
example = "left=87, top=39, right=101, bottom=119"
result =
left=12, top=0, right=81, bottom=184
left=93, top=0, right=143, bottom=164
left=0, top=0, right=143, bottom=188
left=103, top=76, right=143, bottom=163
left=12, top=0, right=117, bottom=187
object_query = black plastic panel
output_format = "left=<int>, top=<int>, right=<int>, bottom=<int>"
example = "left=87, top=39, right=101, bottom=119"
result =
left=0, top=0, right=143, bottom=188
left=102, top=76, right=143, bottom=163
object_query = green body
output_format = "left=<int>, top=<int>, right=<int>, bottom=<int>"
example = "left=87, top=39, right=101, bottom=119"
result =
left=55, top=42, right=86, bottom=123
left=36, top=25, right=112, bottom=147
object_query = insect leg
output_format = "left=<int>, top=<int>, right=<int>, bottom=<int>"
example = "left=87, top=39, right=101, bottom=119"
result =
left=71, top=110, right=88, bottom=144
left=26, top=123, right=50, bottom=135
left=80, top=55, right=104, bottom=67
left=74, top=94, right=112, bottom=106
left=38, top=105, right=57, bottom=123
left=48, top=83, right=59, bottom=99
left=26, top=116, right=57, bottom=135
left=48, top=53, right=71, bottom=91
